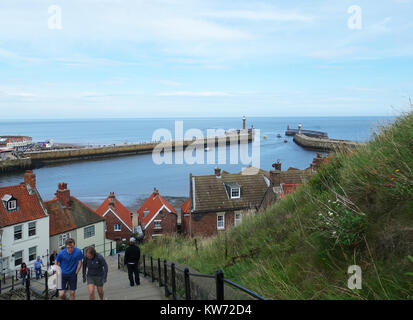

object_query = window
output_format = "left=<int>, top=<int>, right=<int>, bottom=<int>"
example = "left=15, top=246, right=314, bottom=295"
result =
left=29, top=246, right=36, bottom=261
left=143, top=210, right=150, bottom=218
left=231, top=188, right=240, bottom=199
left=217, top=214, right=225, bottom=230
left=58, top=233, right=71, bottom=247
left=14, top=225, right=22, bottom=240
left=84, top=225, right=95, bottom=239
left=28, top=222, right=36, bottom=237
left=14, top=250, right=23, bottom=266
left=234, top=212, right=242, bottom=226
left=8, top=200, right=17, bottom=211
left=114, top=224, right=122, bottom=231
left=154, top=221, right=162, bottom=229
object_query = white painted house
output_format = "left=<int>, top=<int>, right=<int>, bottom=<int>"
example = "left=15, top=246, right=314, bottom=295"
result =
left=46, top=182, right=115, bottom=256
left=0, top=171, right=49, bottom=274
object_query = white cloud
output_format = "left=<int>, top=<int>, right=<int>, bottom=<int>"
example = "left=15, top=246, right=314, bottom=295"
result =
left=202, top=10, right=314, bottom=22
left=157, top=91, right=233, bottom=97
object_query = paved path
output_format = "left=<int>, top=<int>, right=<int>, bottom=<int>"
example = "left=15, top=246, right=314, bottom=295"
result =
left=30, top=255, right=165, bottom=300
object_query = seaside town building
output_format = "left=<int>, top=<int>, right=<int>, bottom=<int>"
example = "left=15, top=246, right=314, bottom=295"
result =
left=0, top=136, right=32, bottom=150
left=45, top=182, right=114, bottom=256
left=184, top=167, right=273, bottom=237
left=0, top=171, right=49, bottom=274
left=96, top=192, right=133, bottom=243
left=183, top=153, right=329, bottom=238
left=137, top=188, right=177, bottom=240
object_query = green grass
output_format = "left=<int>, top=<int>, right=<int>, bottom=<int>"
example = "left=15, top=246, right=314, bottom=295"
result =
left=141, top=112, right=413, bottom=300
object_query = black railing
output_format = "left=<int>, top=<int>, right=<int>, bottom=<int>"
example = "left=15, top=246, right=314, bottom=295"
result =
left=0, top=267, right=54, bottom=300
left=120, top=254, right=266, bottom=301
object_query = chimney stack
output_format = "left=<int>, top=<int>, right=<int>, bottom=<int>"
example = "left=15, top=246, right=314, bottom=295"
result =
left=272, top=161, right=282, bottom=171
left=56, top=182, right=71, bottom=207
left=214, top=167, right=221, bottom=178
left=270, top=161, right=282, bottom=186
left=109, top=192, right=115, bottom=207
left=153, top=187, right=159, bottom=196
left=24, top=170, right=36, bottom=189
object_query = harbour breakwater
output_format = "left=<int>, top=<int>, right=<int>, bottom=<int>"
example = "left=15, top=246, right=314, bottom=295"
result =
left=19, top=131, right=253, bottom=168
left=293, top=133, right=366, bottom=151
left=0, top=158, right=32, bottom=173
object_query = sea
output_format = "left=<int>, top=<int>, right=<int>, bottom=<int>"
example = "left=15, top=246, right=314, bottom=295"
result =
left=0, top=117, right=394, bottom=210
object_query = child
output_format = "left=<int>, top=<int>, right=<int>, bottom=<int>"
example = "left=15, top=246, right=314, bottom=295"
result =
left=20, top=263, right=28, bottom=286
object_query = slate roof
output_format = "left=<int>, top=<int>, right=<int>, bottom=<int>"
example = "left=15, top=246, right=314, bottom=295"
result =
left=0, top=184, right=47, bottom=227
left=137, top=192, right=177, bottom=228
left=191, top=171, right=270, bottom=213
left=280, top=168, right=312, bottom=185
left=46, top=196, right=104, bottom=236
left=96, top=194, right=132, bottom=230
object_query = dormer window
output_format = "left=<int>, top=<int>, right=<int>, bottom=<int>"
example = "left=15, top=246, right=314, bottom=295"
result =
left=2, top=194, right=17, bottom=212
left=224, top=182, right=241, bottom=199
left=231, top=188, right=240, bottom=199
left=144, top=210, right=150, bottom=218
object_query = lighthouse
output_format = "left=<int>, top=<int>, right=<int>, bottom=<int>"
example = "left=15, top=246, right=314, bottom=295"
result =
left=242, top=116, right=246, bottom=130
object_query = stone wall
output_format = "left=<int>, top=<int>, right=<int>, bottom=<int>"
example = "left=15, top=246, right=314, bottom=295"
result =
left=293, top=133, right=366, bottom=151
left=23, top=133, right=253, bottom=166
left=0, top=158, right=31, bottom=173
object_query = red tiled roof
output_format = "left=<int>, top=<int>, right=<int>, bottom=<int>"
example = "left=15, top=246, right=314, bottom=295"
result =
left=279, top=184, right=302, bottom=199
left=0, top=184, right=47, bottom=227
left=45, top=199, right=77, bottom=236
left=181, top=199, right=190, bottom=214
left=46, top=196, right=104, bottom=236
left=138, top=192, right=176, bottom=227
left=96, top=195, right=132, bottom=230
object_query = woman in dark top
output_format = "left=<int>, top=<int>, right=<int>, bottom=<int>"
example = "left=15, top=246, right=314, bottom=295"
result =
left=50, top=250, right=57, bottom=266
left=82, top=246, right=108, bottom=300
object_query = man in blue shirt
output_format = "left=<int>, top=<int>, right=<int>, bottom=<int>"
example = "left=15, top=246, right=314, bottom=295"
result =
left=55, top=238, right=83, bottom=300
left=33, top=256, right=44, bottom=280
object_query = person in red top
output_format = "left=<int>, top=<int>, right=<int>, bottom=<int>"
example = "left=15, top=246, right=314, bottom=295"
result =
left=20, top=263, right=28, bottom=286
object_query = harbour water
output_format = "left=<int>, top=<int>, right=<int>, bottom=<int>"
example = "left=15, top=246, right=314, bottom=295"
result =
left=0, top=117, right=393, bottom=209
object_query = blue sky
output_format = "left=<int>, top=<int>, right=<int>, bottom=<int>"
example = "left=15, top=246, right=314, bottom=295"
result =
left=0, top=0, right=412, bottom=118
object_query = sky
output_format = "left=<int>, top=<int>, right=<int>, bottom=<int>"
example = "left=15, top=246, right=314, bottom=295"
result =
left=0, top=0, right=412, bottom=118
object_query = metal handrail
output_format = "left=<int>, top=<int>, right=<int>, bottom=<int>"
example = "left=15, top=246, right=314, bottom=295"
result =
left=188, top=273, right=215, bottom=279
left=224, top=278, right=266, bottom=300
left=135, top=254, right=266, bottom=301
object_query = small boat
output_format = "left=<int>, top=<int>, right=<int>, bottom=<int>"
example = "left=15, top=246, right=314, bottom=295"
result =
left=277, top=134, right=282, bottom=138
left=284, top=139, right=288, bottom=143
left=263, top=135, right=268, bottom=139
left=205, top=147, right=210, bottom=151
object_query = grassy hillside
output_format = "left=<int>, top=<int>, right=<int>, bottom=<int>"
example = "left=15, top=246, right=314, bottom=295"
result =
left=142, top=112, right=413, bottom=299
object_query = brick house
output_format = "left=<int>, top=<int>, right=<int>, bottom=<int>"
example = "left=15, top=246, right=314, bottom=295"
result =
left=96, top=192, right=133, bottom=243
left=0, top=171, right=49, bottom=273
left=137, top=188, right=177, bottom=240
left=184, top=167, right=272, bottom=238
left=45, top=183, right=114, bottom=256
left=180, top=199, right=190, bottom=237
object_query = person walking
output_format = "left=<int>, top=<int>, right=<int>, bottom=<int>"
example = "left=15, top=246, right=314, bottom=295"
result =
left=82, top=246, right=108, bottom=300
left=55, top=238, right=83, bottom=300
left=50, top=250, right=57, bottom=267
left=20, top=263, right=28, bottom=286
left=124, top=237, right=140, bottom=287
left=34, top=256, right=44, bottom=280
